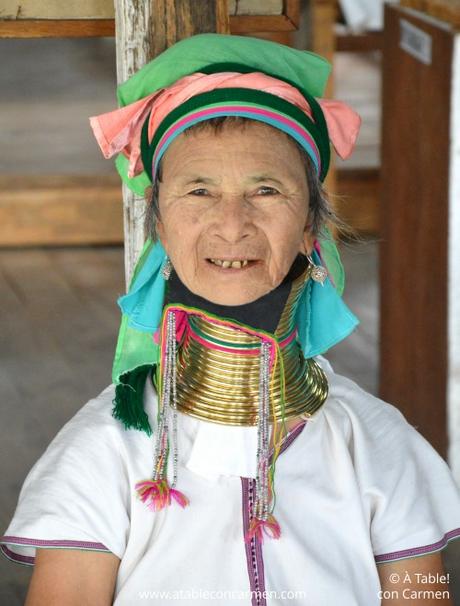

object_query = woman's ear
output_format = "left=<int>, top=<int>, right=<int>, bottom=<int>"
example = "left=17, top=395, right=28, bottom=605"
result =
left=300, top=222, right=315, bottom=256
left=156, top=219, right=167, bottom=249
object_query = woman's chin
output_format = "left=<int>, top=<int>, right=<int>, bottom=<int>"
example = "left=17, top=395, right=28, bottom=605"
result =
left=193, top=284, right=271, bottom=307
left=173, top=261, right=272, bottom=306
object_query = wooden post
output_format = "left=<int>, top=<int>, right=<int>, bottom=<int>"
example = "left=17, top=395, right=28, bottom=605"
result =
left=310, top=0, right=338, bottom=229
left=115, top=0, right=230, bottom=287
left=380, top=3, right=460, bottom=478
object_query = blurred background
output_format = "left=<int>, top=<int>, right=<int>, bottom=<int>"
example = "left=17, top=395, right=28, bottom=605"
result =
left=1, top=0, right=459, bottom=603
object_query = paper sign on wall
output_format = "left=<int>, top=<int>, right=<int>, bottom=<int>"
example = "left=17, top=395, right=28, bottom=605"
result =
left=399, top=19, right=432, bottom=65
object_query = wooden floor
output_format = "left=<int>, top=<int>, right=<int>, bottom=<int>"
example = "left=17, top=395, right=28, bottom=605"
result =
left=0, top=246, right=125, bottom=603
left=1, top=241, right=459, bottom=604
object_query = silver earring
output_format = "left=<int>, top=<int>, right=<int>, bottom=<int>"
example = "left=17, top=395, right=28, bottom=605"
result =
left=161, top=257, right=173, bottom=280
left=306, top=254, right=327, bottom=286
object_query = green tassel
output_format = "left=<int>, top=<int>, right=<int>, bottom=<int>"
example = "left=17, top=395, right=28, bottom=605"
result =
left=112, top=364, right=155, bottom=436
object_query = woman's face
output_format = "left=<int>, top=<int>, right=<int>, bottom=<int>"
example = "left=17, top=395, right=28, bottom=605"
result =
left=156, top=121, right=314, bottom=305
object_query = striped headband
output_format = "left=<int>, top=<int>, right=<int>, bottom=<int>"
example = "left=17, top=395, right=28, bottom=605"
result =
left=141, top=86, right=330, bottom=183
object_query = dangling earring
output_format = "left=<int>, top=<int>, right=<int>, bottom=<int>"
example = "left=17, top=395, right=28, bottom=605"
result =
left=161, top=257, right=173, bottom=280
left=306, top=254, right=328, bottom=286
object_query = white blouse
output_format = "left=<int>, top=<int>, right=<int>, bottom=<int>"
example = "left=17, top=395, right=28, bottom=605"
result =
left=2, top=355, right=460, bottom=605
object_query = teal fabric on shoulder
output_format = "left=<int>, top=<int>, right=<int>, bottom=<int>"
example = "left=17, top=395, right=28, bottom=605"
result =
left=117, top=238, right=167, bottom=331
left=295, top=249, right=359, bottom=357
left=111, top=237, right=163, bottom=383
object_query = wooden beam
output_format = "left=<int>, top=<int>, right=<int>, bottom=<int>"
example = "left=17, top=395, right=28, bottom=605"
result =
left=0, top=2, right=300, bottom=38
left=336, top=168, right=380, bottom=236
left=400, top=0, right=460, bottom=29
left=310, top=0, right=337, bottom=221
left=231, top=14, right=297, bottom=33
left=0, top=176, right=123, bottom=246
left=336, top=30, right=383, bottom=52
left=0, top=18, right=115, bottom=37
left=0, top=14, right=300, bottom=38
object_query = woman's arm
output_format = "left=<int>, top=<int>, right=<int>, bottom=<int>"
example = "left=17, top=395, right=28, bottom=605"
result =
left=24, top=548, right=121, bottom=606
left=378, top=551, right=453, bottom=605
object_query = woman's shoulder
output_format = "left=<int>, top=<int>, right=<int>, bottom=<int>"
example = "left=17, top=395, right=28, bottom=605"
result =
left=52, top=379, right=158, bottom=440
left=21, top=385, right=126, bottom=482
left=50, top=383, right=121, bottom=445
left=36, top=382, right=156, bottom=467
left=72, top=382, right=117, bottom=422
left=1, top=383, right=135, bottom=564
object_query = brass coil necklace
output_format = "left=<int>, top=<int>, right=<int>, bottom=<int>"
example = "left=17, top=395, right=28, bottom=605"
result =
left=172, top=264, right=329, bottom=426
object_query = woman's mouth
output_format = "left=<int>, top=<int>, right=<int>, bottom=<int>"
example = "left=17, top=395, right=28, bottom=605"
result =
left=206, top=258, right=259, bottom=270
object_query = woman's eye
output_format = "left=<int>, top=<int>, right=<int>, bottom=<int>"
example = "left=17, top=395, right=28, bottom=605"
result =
left=186, top=187, right=279, bottom=196
left=257, top=186, right=279, bottom=195
left=188, top=188, right=209, bottom=196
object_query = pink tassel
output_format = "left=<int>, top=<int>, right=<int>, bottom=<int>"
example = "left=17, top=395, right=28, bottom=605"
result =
left=135, top=479, right=189, bottom=512
left=245, top=514, right=281, bottom=543
left=170, top=488, right=189, bottom=508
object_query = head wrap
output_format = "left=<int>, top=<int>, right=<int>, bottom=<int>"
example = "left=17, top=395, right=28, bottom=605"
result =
left=91, top=37, right=360, bottom=194
left=89, top=32, right=361, bottom=387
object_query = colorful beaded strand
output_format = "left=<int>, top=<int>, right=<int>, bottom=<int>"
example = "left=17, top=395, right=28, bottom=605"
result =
left=135, top=310, right=189, bottom=511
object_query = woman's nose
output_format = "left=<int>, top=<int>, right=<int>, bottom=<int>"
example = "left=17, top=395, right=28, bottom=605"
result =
left=209, top=196, right=256, bottom=243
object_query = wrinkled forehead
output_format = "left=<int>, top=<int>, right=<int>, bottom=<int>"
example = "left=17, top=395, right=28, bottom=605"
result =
left=159, top=120, right=308, bottom=184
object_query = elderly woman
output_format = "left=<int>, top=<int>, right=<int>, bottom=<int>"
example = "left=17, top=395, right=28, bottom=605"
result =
left=2, top=34, right=460, bottom=606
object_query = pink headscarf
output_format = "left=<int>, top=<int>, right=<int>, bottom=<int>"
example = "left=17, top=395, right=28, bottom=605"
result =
left=90, top=71, right=361, bottom=180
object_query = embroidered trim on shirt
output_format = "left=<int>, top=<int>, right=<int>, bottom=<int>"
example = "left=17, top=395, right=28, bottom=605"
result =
left=0, top=536, right=111, bottom=567
left=242, top=477, right=266, bottom=606
left=241, top=421, right=307, bottom=606
left=374, top=528, right=460, bottom=563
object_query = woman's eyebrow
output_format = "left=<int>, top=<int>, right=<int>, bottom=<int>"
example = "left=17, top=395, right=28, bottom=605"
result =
left=179, top=174, right=285, bottom=185
left=248, top=175, right=285, bottom=186
left=181, top=176, right=217, bottom=185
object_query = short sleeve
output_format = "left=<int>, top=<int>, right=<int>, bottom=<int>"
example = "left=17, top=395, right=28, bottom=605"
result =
left=0, top=385, right=130, bottom=566
left=364, top=408, right=460, bottom=564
